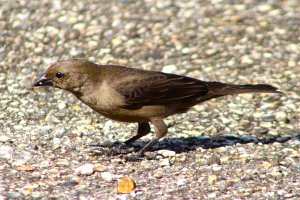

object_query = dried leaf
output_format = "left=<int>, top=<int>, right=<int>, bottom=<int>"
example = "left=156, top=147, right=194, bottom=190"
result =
left=16, top=166, right=36, bottom=171
left=117, top=176, right=135, bottom=194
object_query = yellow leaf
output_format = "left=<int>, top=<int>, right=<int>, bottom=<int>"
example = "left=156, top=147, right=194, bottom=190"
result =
left=27, top=187, right=34, bottom=192
left=72, top=105, right=81, bottom=111
left=117, top=176, right=135, bottom=194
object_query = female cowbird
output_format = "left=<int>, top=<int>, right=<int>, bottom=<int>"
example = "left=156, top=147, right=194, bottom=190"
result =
left=33, top=59, right=281, bottom=156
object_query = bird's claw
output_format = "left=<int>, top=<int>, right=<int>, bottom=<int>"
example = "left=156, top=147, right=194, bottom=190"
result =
left=91, top=142, right=135, bottom=156
left=122, top=151, right=158, bottom=162
left=123, top=153, right=144, bottom=162
left=109, top=142, right=129, bottom=155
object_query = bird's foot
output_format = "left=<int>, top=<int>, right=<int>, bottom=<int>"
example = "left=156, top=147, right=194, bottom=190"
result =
left=121, top=151, right=158, bottom=162
left=109, top=142, right=135, bottom=155
left=123, top=153, right=144, bottom=162
left=90, top=142, right=135, bottom=156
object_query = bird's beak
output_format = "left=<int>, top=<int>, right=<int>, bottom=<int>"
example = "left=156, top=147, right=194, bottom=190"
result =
left=32, top=75, right=53, bottom=87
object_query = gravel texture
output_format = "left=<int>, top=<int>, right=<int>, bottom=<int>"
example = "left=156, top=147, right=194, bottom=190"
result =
left=0, top=0, right=300, bottom=199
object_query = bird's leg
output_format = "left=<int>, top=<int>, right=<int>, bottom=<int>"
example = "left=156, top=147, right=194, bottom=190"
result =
left=124, top=122, right=151, bottom=145
left=108, top=122, right=151, bottom=155
left=137, top=119, right=167, bottom=156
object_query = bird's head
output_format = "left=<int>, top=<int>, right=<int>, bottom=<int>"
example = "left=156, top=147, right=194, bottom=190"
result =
left=32, top=59, right=100, bottom=95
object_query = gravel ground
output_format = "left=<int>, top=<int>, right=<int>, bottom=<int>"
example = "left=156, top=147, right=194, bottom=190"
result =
left=0, top=0, right=300, bottom=199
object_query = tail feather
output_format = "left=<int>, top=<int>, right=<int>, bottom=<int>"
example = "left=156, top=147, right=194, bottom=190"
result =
left=208, top=82, right=282, bottom=96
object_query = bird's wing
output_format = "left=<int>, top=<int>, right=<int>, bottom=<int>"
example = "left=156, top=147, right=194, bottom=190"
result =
left=112, top=68, right=209, bottom=108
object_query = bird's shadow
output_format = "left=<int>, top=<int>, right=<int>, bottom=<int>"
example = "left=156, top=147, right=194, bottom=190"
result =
left=149, top=133, right=300, bottom=153
left=92, top=133, right=300, bottom=154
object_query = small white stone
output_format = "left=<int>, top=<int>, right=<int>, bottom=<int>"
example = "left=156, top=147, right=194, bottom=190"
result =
left=288, top=60, right=296, bottom=67
left=260, top=122, right=273, bottom=129
left=58, top=102, right=66, bottom=110
left=157, top=150, right=176, bottom=157
left=275, top=111, right=287, bottom=122
left=162, top=65, right=177, bottom=73
left=56, top=159, right=70, bottom=166
left=258, top=4, right=272, bottom=12
left=241, top=55, right=254, bottom=65
left=176, top=178, right=187, bottom=186
left=212, top=164, right=222, bottom=171
left=269, top=130, right=279, bottom=136
left=205, top=49, right=217, bottom=56
left=208, top=193, right=217, bottom=198
left=79, top=195, right=89, bottom=200
left=181, top=47, right=190, bottom=54
left=0, top=135, right=10, bottom=142
left=52, top=137, right=61, bottom=149
left=75, top=164, right=94, bottom=175
left=0, top=145, right=13, bottom=160
left=40, top=160, right=50, bottom=168
left=101, top=172, right=113, bottom=182
left=220, top=117, right=231, bottom=125
left=159, top=158, right=170, bottom=166
left=73, top=23, right=86, bottom=31
left=103, top=120, right=113, bottom=134
left=100, top=48, right=111, bottom=54
left=13, top=151, right=32, bottom=166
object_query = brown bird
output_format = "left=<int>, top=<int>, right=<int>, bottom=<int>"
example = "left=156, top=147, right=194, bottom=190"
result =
left=32, top=59, right=282, bottom=156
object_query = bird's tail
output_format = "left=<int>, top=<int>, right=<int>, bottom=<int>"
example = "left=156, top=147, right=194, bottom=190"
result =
left=207, top=82, right=283, bottom=96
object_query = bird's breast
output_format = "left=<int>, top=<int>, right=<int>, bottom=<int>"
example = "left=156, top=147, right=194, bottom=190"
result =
left=75, top=81, right=179, bottom=122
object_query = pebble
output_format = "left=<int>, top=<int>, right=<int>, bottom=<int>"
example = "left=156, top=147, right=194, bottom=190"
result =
left=94, top=164, right=107, bottom=172
left=12, top=151, right=32, bottom=166
left=159, top=159, right=171, bottom=166
left=255, top=128, right=269, bottom=134
left=31, top=192, right=42, bottom=198
left=260, top=122, right=273, bottom=129
left=157, top=150, right=176, bottom=157
left=0, top=21, right=7, bottom=30
left=0, top=135, right=10, bottom=142
left=56, top=159, right=70, bottom=167
left=176, top=178, right=187, bottom=186
left=141, top=160, right=154, bottom=169
left=262, top=161, right=272, bottom=169
left=102, top=120, right=114, bottom=134
left=207, top=193, right=217, bottom=198
left=154, top=173, right=163, bottom=179
left=275, top=111, right=288, bottom=122
left=205, top=49, right=218, bottom=56
left=101, top=172, right=113, bottom=182
left=75, top=164, right=94, bottom=175
left=0, top=145, right=13, bottom=160
left=258, top=4, right=273, bottom=12
left=241, top=55, right=254, bottom=65
left=162, top=65, right=177, bottom=73
left=48, top=169, right=60, bottom=179
left=212, top=165, right=222, bottom=171
left=181, top=47, right=190, bottom=54
left=220, top=156, right=230, bottom=164
left=58, top=102, right=67, bottom=110
left=52, top=137, right=62, bottom=149
left=268, top=130, right=279, bottom=136
left=39, top=160, right=50, bottom=168
left=6, top=192, right=21, bottom=199
left=208, top=175, right=218, bottom=182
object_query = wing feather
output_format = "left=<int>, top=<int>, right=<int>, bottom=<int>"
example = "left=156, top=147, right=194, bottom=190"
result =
left=112, top=68, right=209, bottom=108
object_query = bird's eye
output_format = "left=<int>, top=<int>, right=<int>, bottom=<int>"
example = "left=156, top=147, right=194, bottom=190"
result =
left=55, top=72, right=64, bottom=79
